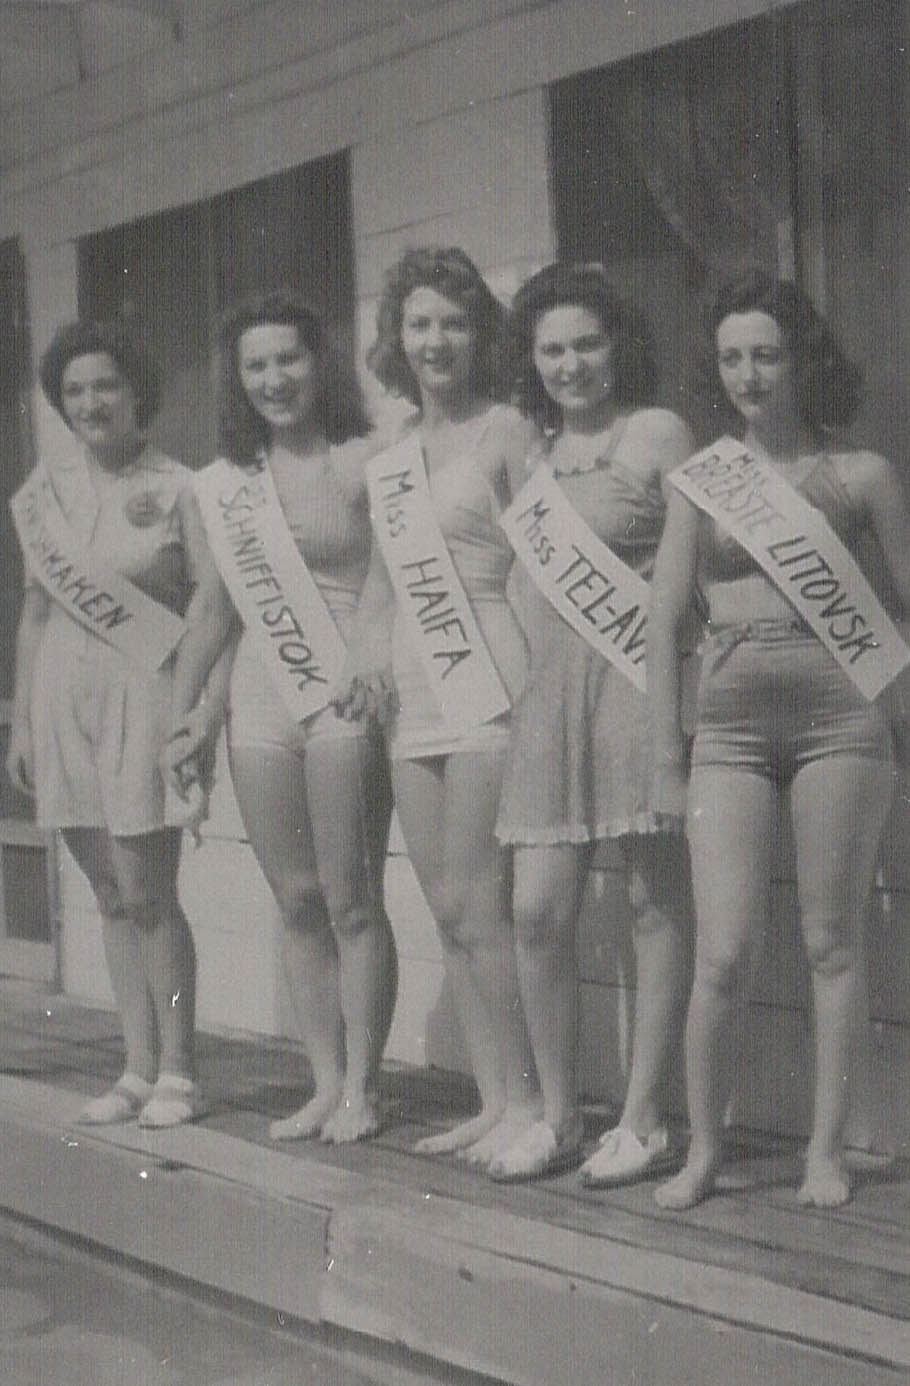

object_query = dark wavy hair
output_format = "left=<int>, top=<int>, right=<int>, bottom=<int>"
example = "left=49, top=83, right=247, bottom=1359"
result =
left=366, top=247, right=507, bottom=406
left=39, top=319, right=161, bottom=430
left=217, top=291, right=371, bottom=465
left=509, top=263, right=658, bottom=434
left=707, top=270, right=861, bottom=441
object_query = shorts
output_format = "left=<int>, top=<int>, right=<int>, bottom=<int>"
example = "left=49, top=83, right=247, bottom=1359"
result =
left=227, top=631, right=365, bottom=756
left=31, top=611, right=174, bottom=835
left=691, top=621, right=894, bottom=781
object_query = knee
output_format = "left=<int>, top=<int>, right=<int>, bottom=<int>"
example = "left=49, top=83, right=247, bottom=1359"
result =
left=432, top=878, right=469, bottom=947
left=512, top=892, right=567, bottom=954
left=274, top=875, right=329, bottom=932
left=332, top=899, right=384, bottom=942
left=90, top=872, right=125, bottom=919
left=694, top=943, right=746, bottom=999
left=803, top=915, right=855, bottom=978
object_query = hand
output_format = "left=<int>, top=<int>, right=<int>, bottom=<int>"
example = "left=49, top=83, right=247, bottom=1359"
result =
left=651, top=758, right=689, bottom=823
left=331, top=666, right=398, bottom=729
left=162, top=703, right=218, bottom=799
left=6, top=720, right=35, bottom=797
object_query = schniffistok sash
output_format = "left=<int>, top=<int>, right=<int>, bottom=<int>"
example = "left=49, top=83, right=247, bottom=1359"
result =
left=10, top=469, right=185, bottom=670
left=195, top=458, right=348, bottom=721
left=670, top=437, right=910, bottom=700
left=500, top=463, right=649, bottom=692
left=366, top=435, right=510, bottom=732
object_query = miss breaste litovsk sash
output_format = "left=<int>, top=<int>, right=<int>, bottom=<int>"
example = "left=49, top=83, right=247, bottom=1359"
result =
left=669, top=436, right=909, bottom=700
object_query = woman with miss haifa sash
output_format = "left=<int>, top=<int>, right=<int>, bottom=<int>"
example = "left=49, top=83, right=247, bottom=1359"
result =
left=342, top=248, right=541, bottom=1165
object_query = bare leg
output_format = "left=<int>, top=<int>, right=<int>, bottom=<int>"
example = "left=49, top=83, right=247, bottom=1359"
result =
left=229, top=744, right=344, bottom=1139
left=790, top=755, right=892, bottom=1207
left=394, top=752, right=537, bottom=1155
left=306, top=735, right=398, bottom=1143
left=63, top=828, right=158, bottom=1090
left=109, top=829, right=196, bottom=1080
left=489, top=844, right=586, bottom=1166
left=617, top=832, right=692, bottom=1136
left=656, top=769, right=775, bottom=1210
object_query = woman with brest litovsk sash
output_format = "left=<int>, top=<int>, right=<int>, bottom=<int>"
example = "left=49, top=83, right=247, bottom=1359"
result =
left=649, top=272, right=910, bottom=1210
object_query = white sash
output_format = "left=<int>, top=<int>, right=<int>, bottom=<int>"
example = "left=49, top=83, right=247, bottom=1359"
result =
left=366, top=436, right=511, bottom=732
left=670, top=437, right=910, bottom=700
left=500, top=463, right=649, bottom=692
left=10, top=470, right=185, bottom=670
left=195, top=458, right=348, bottom=722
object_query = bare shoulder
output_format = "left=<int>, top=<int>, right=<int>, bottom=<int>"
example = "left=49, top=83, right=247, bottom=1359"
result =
left=829, top=448, right=897, bottom=505
left=480, top=402, right=538, bottom=457
left=626, top=407, right=695, bottom=451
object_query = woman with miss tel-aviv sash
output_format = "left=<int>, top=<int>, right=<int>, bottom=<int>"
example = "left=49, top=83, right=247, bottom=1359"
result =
left=7, top=320, right=230, bottom=1128
left=167, top=292, right=396, bottom=1144
left=649, top=271, right=910, bottom=1209
left=490, top=263, right=695, bottom=1181
left=347, top=247, right=540, bottom=1164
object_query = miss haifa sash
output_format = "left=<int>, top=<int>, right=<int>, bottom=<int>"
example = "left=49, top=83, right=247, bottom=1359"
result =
left=670, top=437, right=910, bottom=700
left=195, top=458, right=348, bottom=722
left=366, top=436, right=510, bottom=733
left=10, top=469, right=185, bottom=670
left=500, top=463, right=650, bottom=693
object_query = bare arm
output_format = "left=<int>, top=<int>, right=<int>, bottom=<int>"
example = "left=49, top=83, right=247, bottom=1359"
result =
left=648, top=487, right=701, bottom=816
left=861, top=453, right=910, bottom=614
left=6, top=585, right=50, bottom=796
left=332, top=530, right=398, bottom=725
left=163, top=487, right=237, bottom=792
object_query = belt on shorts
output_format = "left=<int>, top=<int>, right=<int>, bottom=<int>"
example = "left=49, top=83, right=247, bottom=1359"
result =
left=701, top=617, right=812, bottom=675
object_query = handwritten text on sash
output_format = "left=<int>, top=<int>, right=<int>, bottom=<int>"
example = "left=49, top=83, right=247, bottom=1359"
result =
left=671, top=439, right=910, bottom=699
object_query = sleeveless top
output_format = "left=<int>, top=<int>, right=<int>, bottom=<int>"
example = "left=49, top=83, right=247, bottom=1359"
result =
left=699, top=454, right=863, bottom=587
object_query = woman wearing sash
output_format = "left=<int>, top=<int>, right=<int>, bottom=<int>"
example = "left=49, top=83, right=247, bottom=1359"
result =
left=490, top=263, right=695, bottom=1181
left=7, top=320, right=229, bottom=1127
left=169, top=292, right=397, bottom=1143
left=356, top=247, right=540, bottom=1162
left=650, top=272, right=910, bottom=1209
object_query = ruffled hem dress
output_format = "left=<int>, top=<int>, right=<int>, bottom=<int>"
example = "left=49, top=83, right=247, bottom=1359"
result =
left=496, top=419, right=673, bottom=845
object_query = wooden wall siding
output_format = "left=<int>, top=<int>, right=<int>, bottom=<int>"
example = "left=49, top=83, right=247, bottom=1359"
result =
left=1, top=1, right=775, bottom=245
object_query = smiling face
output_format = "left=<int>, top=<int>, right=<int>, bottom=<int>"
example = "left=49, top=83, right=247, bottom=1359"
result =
left=238, top=323, right=319, bottom=431
left=532, top=304, right=615, bottom=425
left=60, top=352, right=139, bottom=457
left=400, top=286, right=477, bottom=403
left=716, top=310, right=797, bottom=434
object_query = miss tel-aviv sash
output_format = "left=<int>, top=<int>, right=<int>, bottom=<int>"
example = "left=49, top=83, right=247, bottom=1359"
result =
left=195, top=458, right=347, bottom=721
left=10, top=470, right=185, bottom=670
left=670, top=437, right=910, bottom=700
left=500, top=463, right=649, bottom=693
left=366, top=436, right=510, bottom=732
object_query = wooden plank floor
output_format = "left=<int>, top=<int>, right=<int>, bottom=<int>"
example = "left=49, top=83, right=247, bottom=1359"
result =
left=2, top=979, right=907, bottom=1330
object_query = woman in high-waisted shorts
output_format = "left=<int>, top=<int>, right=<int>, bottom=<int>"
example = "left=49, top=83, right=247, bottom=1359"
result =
left=649, top=271, right=910, bottom=1209
left=168, top=293, right=397, bottom=1144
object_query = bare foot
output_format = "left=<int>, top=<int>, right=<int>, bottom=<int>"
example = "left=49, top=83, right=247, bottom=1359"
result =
left=320, top=1092, right=382, bottom=1144
left=458, top=1100, right=545, bottom=1169
left=797, top=1154, right=850, bottom=1208
left=655, top=1155, right=717, bottom=1210
left=269, top=1091, right=341, bottom=1142
left=413, top=1108, right=504, bottom=1156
